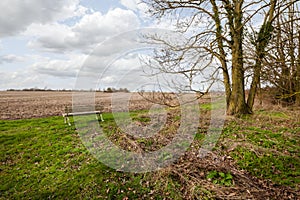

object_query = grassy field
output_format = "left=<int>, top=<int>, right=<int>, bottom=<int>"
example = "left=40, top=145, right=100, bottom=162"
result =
left=1, top=107, right=299, bottom=199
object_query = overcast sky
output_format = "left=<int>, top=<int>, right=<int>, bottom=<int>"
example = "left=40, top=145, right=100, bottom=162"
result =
left=0, top=0, right=172, bottom=90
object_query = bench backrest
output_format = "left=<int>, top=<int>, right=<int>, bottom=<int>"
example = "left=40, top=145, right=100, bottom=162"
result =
left=64, top=105, right=104, bottom=114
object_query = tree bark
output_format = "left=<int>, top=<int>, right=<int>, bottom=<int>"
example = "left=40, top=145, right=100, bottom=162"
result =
left=211, top=0, right=231, bottom=108
left=247, top=0, right=277, bottom=111
left=226, top=0, right=250, bottom=115
left=296, top=31, right=300, bottom=106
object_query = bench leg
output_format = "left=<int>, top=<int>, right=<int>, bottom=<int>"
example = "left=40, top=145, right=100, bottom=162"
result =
left=100, top=114, right=104, bottom=122
left=67, top=117, right=71, bottom=126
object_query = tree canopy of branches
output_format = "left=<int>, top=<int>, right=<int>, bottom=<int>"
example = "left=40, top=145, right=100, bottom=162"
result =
left=142, top=0, right=299, bottom=115
left=260, top=2, right=300, bottom=105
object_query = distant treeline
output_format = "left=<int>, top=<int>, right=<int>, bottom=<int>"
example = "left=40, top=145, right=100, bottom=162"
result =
left=7, top=88, right=73, bottom=92
left=103, top=87, right=130, bottom=93
left=6, top=87, right=130, bottom=93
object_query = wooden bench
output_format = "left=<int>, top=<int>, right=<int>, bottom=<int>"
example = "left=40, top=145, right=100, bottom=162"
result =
left=62, top=106, right=104, bottom=126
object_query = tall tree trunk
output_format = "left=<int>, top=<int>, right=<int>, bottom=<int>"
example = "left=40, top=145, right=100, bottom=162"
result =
left=227, top=0, right=250, bottom=115
left=296, top=31, right=300, bottom=106
left=228, top=39, right=249, bottom=114
left=288, top=3, right=298, bottom=104
left=247, top=0, right=277, bottom=110
left=211, top=0, right=231, bottom=107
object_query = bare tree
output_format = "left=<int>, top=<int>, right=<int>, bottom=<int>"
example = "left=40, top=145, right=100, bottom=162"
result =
left=259, top=1, right=300, bottom=105
left=142, top=0, right=297, bottom=115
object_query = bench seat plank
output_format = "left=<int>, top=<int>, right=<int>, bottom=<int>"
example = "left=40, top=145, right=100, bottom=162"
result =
left=63, top=111, right=101, bottom=117
left=63, top=109, right=104, bottom=126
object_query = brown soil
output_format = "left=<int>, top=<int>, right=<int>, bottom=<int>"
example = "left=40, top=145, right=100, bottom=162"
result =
left=0, top=91, right=210, bottom=120
left=0, top=91, right=154, bottom=120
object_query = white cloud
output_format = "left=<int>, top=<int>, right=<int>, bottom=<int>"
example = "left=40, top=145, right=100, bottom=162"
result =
left=111, top=53, right=141, bottom=70
left=72, top=8, right=140, bottom=46
left=0, top=0, right=86, bottom=37
left=25, top=23, right=74, bottom=53
left=0, top=54, right=26, bottom=64
left=0, top=71, right=43, bottom=89
left=120, top=0, right=151, bottom=20
left=120, top=0, right=140, bottom=11
left=0, top=53, right=82, bottom=89
left=0, top=68, right=77, bottom=90
left=101, top=76, right=116, bottom=84
left=0, top=1, right=158, bottom=90
left=30, top=53, right=86, bottom=78
left=25, top=8, right=140, bottom=53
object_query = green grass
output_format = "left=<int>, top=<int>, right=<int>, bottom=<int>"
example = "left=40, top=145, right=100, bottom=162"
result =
left=221, top=110, right=300, bottom=187
left=1, top=112, right=193, bottom=199
left=200, top=98, right=226, bottom=111
left=206, top=171, right=233, bottom=186
left=231, top=147, right=300, bottom=186
left=256, top=110, right=290, bottom=119
left=1, top=108, right=299, bottom=199
left=200, top=103, right=212, bottom=110
left=0, top=116, right=156, bottom=199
